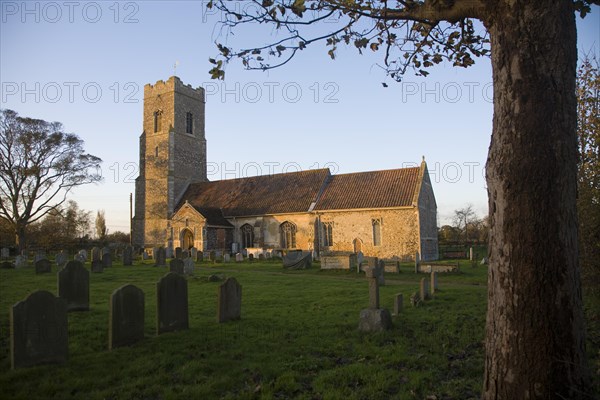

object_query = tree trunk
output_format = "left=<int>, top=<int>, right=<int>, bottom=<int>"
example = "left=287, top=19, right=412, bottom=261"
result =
left=15, top=222, right=26, bottom=253
left=483, top=2, right=589, bottom=398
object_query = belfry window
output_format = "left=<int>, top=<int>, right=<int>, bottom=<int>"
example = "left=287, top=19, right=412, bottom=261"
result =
left=153, top=111, right=162, bottom=132
left=186, top=112, right=193, bottom=134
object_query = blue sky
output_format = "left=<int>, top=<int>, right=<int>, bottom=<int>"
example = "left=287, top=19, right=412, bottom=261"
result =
left=1, top=1, right=599, bottom=234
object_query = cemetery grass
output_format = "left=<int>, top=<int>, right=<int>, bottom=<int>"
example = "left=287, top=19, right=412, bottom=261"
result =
left=0, top=259, right=597, bottom=399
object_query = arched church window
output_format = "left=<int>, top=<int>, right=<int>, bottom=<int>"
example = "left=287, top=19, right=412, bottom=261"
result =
left=153, top=111, right=162, bottom=132
left=186, top=112, right=193, bottom=134
left=372, top=219, right=382, bottom=246
left=280, top=221, right=297, bottom=249
left=322, top=222, right=334, bottom=246
left=241, top=224, right=254, bottom=248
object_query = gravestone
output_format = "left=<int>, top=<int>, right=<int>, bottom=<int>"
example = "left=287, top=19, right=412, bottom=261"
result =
left=156, top=272, right=189, bottom=334
left=35, top=258, right=52, bottom=274
left=393, top=293, right=403, bottom=316
left=108, top=284, right=145, bottom=350
left=142, top=251, right=149, bottom=260
left=102, top=247, right=112, bottom=268
left=1, top=247, right=9, bottom=259
left=469, top=247, right=474, bottom=261
left=10, top=290, right=68, bottom=369
left=190, top=247, right=198, bottom=260
left=235, top=253, right=243, bottom=262
left=78, top=249, right=88, bottom=261
left=91, top=247, right=101, bottom=262
left=155, top=247, right=166, bottom=267
left=258, top=254, right=265, bottom=261
left=91, top=260, right=103, bottom=273
left=166, top=246, right=173, bottom=259
left=431, top=271, right=438, bottom=294
left=170, top=259, right=184, bottom=274
left=209, top=251, right=216, bottom=262
left=58, top=261, right=89, bottom=311
left=414, top=251, right=420, bottom=273
left=175, top=247, right=183, bottom=259
left=74, top=251, right=86, bottom=263
left=358, top=266, right=392, bottom=332
left=1, top=261, right=15, bottom=269
left=55, top=251, right=67, bottom=268
left=410, top=291, right=422, bottom=307
left=183, top=249, right=190, bottom=259
left=152, top=247, right=159, bottom=260
left=183, top=257, right=194, bottom=275
left=223, top=253, right=231, bottom=263
left=15, top=255, right=28, bottom=268
left=196, top=251, right=203, bottom=262
left=123, top=245, right=133, bottom=266
left=34, top=250, right=46, bottom=263
left=248, top=254, right=254, bottom=262
left=420, top=278, right=430, bottom=301
left=217, top=277, right=242, bottom=323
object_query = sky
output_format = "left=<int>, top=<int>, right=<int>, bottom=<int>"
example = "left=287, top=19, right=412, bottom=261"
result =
left=1, top=1, right=599, bottom=234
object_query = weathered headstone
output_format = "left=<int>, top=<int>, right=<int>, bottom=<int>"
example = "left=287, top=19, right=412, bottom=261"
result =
left=91, top=260, right=103, bottom=273
left=74, top=251, right=86, bottom=263
left=170, top=259, right=184, bottom=274
left=166, top=246, right=174, bottom=259
left=58, top=261, right=90, bottom=311
left=91, top=247, right=101, bottom=262
left=1, top=261, right=15, bottom=269
left=469, top=247, right=474, bottom=261
left=183, top=257, right=194, bottom=275
left=34, top=250, right=46, bottom=263
left=358, top=266, right=392, bottom=332
left=175, top=247, right=183, bottom=259
left=410, top=291, right=422, bottom=307
left=108, top=284, right=145, bottom=350
left=155, top=247, right=166, bottom=266
left=258, top=254, right=265, bottom=261
left=35, top=258, right=52, bottom=274
left=10, top=290, right=68, bottom=369
left=265, top=251, right=272, bottom=259
left=101, top=249, right=112, bottom=267
left=414, top=251, right=420, bottom=273
left=430, top=271, right=438, bottom=294
left=122, top=245, right=133, bottom=266
left=78, top=249, right=88, bottom=261
left=156, top=272, right=189, bottom=334
left=420, top=278, right=430, bottom=301
left=55, top=251, right=67, bottom=268
left=235, top=253, right=243, bottom=262
left=209, top=251, right=216, bottom=262
left=223, top=253, right=231, bottom=263
left=196, top=250, right=203, bottom=262
left=190, top=247, right=197, bottom=260
left=15, top=255, right=28, bottom=268
left=393, top=293, right=403, bottom=316
left=217, top=277, right=242, bottom=323
left=1, top=247, right=9, bottom=259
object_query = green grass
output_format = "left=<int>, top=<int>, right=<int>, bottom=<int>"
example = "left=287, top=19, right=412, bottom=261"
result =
left=0, top=259, right=596, bottom=399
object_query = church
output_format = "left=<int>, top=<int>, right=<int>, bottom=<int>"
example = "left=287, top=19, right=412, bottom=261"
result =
left=132, top=76, right=439, bottom=261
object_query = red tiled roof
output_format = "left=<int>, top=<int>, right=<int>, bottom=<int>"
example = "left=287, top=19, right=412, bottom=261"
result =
left=179, top=169, right=330, bottom=217
left=314, top=167, right=421, bottom=210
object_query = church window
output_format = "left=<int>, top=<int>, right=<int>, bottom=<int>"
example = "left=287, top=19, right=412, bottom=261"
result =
left=280, top=221, right=296, bottom=249
left=153, top=111, right=162, bottom=132
left=241, top=224, right=254, bottom=248
left=155, top=146, right=159, bottom=157
left=322, top=222, right=334, bottom=247
left=186, top=112, right=193, bottom=134
left=372, top=219, right=382, bottom=246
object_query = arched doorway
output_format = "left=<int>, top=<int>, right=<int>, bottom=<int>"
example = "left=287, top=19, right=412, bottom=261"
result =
left=181, top=229, right=194, bottom=249
left=353, top=238, right=363, bottom=253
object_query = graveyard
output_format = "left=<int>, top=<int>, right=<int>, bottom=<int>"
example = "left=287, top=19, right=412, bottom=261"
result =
left=0, top=256, right=597, bottom=399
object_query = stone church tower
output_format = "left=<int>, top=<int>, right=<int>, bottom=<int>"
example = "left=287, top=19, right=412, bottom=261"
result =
left=132, top=76, right=206, bottom=249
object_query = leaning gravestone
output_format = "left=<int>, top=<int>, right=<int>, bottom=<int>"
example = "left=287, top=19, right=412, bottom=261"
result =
left=183, top=257, right=194, bottom=275
left=170, top=259, right=184, bottom=274
left=91, top=260, right=103, bottom=273
left=58, top=261, right=89, bottom=311
left=217, top=277, right=242, bottom=323
left=123, top=245, right=133, bottom=266
left=15, top=255, right=28, bottom=268
left=109, top=284, right=145, bottom=350
left=156, top=272, right=189, bottom=334
left=358, top=266, right=392, bottom=332
left=35, top=258, right=52, bottom=274
left=55, top=251, right=67, bottom=268
left=155, top=247, right=166, bottom=267
left=1, top=261, right=15, bottom=269
left=10, top=290, right=68, bottom=369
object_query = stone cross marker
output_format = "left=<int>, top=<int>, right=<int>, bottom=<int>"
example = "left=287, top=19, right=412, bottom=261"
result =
left=217, top=277, right=242, bottom=323
left=358, top=266, right=392, bottom=332
left=109, top=284, right=145, bottom=350
left=183, top=257, right=194, bottom=275
left=35, top=258, right=52, bottom=274
left=123, top=245, right=133, bottom=266
left=170, top=259, right=184, bottom=274
left=365, top=266, right=380, bottom=309
left=156, top=272, right=189, bottom=334
left=393, top=293, right=403, bottom=316
left=55, top=251, right=67, bottom=268
left=58, top=260, right=90, bottom=311
left=420, top=278, right=430, bottom=301
left=430, top=271, right=438, bottom=294
left=10, top=290, right=68, bottom=369
left=155, top=247, right=166, bottom=267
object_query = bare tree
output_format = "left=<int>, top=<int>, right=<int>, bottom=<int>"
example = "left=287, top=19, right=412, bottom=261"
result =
left=206, top=0, right=598, bottom=397
left=453, top=204, right=475, bottom=242
left=0, top=109, right=102, bottom=250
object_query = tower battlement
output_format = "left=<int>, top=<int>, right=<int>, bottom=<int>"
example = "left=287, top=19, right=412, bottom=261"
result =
left=144, top=76, right=205, bottom=102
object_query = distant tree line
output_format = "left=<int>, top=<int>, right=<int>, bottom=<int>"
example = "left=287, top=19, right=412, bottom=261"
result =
left=438, top=204, right=489, bottom=245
